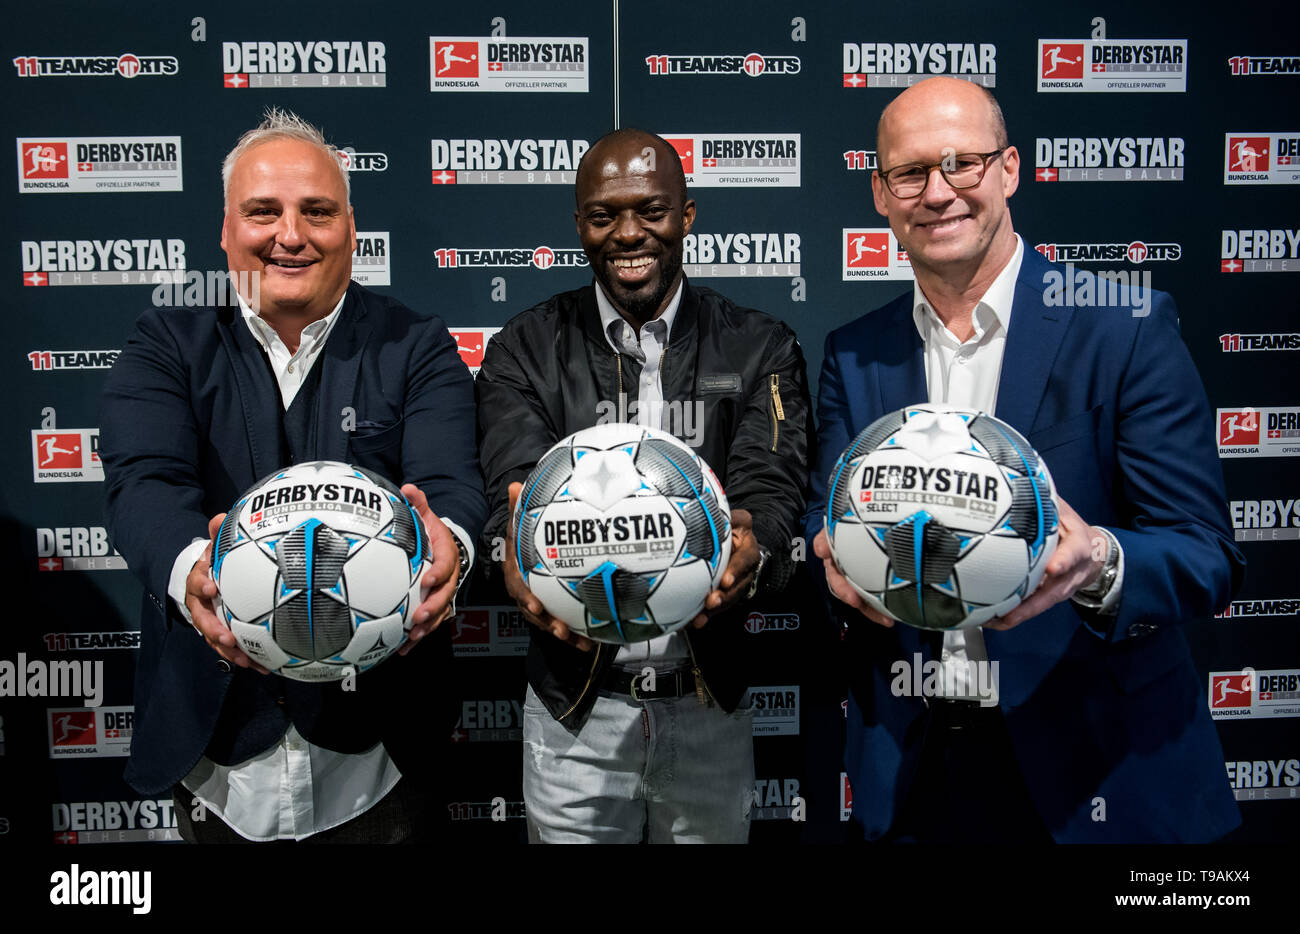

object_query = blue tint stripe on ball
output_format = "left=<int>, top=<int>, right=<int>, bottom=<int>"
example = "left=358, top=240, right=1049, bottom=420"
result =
left=653, top=444, right=719, bottom=559
left=300, top=517, right=323, bottom=653
left=981, top=419, right=1045, bottom=553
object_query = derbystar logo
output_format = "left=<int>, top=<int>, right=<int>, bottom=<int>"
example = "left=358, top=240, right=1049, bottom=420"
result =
left=682, top=232, right=801, bottom=277
left=431, top=37, right=589, bottom=92
left=32, top=429, right=102, bottom=483
left=17, top=137, right=183, bottom=194
left=1038, top=39, right=1186, bottom=92
left=842, top=149, right=879, bottom=171
left=44, top=631, right=141, bottom=652
left=21, top=238, right=186, bottom=287
left=1034, top=137, right=1184, bottom=182
left=742, top=685, right=800, bottom=736
left=1224, top=133, right=1300, bottom=185
left=1231, top=497, right=1300, bottom=541
left=28, top=349, right=120, bottom=371
left=351, top=231, right=389, bottom=287
left=646, top=52, right=800, bottom=77
left=1218, top=408, right=1300, bottom=458
left=53, top=799, right=179, bottom=843
left=1034, top=241, right=1180, bottom=263
left=1210, top=670, right=1300, bottom=722
left=449, top=328, right=501, bottom=376
left=222, top=41, right=386, bottom=88
left=843, top=228, right=914, bottom=281
left=433, top=246, right=586, bottom=270
left=1225, top=759, right=1300, bottom=800
left=336, top=148, right=387, bottom=172
left=450, top=699, right=523, bottom=743
left=12, top=53, right=178, bottom=79
left=36, top=527, right=126, bottom=572
left=751, top=778, right=801, bottom=820
left=843, top=42, right=996, bottom=86
left=449, top=605, right=528, bottom=656
left=744, top=612, right=800, bottom=633
left=49, top=707, right=133, bottom=757
left=1229, top=55, right=1300, bottom=75
left=430, top=138, right=587, bottom=185
left=662, top=133, right=800, bottom=187
left=1220, top=332, right=1300, bottom=352
left=1216, top=599, right=1300, bottom=619
left=1221, top=228, right=1300, bottom=272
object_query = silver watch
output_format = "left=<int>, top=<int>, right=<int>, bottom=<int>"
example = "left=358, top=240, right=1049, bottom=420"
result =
left=746, top=546, right=770, bottom=601
left=1073, top=527, right=1119, bottom=609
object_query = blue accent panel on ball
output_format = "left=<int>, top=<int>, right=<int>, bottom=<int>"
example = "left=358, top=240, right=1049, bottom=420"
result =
left=586, top=560, right=626, bottom=641
left=982, top=419, right=1046, bottom=553
left=299, top=517, right=323, bottom=648
left=653, top=444, right=719, bottom=559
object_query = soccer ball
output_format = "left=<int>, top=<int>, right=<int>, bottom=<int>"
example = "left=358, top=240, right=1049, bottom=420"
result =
left=210, top=461, right=432, bottom=681
left=824, top=405, right=1059, bottom=630
left=512, top=423, right=731, bottom=644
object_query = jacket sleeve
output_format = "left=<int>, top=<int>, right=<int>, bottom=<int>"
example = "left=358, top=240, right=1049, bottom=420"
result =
left=722, top=320, right=812, bottom=594
left=99, top=310, right=212, bottom=628
left=1083, top=293, right=1246, bottom=642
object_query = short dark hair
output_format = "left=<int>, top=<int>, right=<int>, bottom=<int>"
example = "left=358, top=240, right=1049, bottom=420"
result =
left=575, top=128, right=689, bottom=205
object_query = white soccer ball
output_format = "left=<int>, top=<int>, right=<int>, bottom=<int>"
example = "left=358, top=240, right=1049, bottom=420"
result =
left=824, top=404, right=1059, bottom=630
left=512, top=424, right=732, bottom=644
left=210, top=461, right=432, bottom=681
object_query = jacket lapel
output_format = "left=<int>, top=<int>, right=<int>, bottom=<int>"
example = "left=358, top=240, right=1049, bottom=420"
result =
left=994, top=250, right=1072, bottom=435
left=218, top=303, right=283, bottom=479
left=878, top=302, right=927, bottom=418
left=315, top=284, right=369, bottom=463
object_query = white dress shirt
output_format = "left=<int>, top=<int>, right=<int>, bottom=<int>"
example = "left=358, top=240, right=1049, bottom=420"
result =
left=911, top=236, right=1123, bottom=703
left=593, top=280, right=691, bottom=667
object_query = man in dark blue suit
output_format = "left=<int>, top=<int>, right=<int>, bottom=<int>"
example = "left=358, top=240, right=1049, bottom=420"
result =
left=100, top=110, right=486, bottom=842
left=807, top=78, right=1244, bottom=842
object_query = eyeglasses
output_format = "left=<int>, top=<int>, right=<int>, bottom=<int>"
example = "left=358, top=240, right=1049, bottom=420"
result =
left=876, top=149, right=1008, bottom=198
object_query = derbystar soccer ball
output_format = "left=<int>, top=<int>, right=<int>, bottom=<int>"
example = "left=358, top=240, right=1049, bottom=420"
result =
left=512, top=423, right=731, bottom=644
left=824, top=405, right=1059, bottom=630
left=210, top=461, right=431, bottom=681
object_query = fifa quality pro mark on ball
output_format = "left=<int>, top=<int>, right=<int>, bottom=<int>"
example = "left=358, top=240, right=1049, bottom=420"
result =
left=824, top=405, right=1059, bottom=630
left=512, top=424, right=732, bottom=644
left=210, top=461, right=433, bottom=681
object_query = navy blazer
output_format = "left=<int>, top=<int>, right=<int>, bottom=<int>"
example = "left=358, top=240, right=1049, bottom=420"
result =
left=100, top=281, right=487, bottom=796
left=805, top=246, right=1245, bottom=842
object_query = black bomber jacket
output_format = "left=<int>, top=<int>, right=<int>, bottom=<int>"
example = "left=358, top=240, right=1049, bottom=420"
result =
left=475, top=280, right=812, bottom=727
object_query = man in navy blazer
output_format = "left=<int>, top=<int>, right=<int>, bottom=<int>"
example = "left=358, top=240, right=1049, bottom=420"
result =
left=100, top=110, right=486, bottom=842
left=807, top=79, right=1244, bottom=842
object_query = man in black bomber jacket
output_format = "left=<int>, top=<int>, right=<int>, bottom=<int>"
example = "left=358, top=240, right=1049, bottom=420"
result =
left=476, top=129, right=811, bottom=843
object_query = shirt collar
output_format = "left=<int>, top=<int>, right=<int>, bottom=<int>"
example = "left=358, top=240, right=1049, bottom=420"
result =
left=594, top=278, right=683, bottom=355
left=912, top=235, right=1023, bottom=345
left=237, top=289, right=347, bottom=354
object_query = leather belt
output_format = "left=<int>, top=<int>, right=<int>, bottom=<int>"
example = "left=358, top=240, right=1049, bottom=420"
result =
left=928, top=697, right=1000, bottom=730
left=603, top=666, right=696, bottom=701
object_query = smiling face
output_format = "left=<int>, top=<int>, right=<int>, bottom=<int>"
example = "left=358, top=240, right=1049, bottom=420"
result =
left=220, top=137, right=355, bottom=322
left=574, top=132, right=695, bottom=324
left=871, top=78, right=1019, bottom=283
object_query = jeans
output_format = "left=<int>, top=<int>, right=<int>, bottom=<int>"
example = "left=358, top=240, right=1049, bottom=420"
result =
left=522, top=681, right=755, bottom=843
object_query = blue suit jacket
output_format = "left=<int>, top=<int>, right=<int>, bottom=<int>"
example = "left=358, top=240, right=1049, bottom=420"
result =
left=805, top=247, right=1245, bottom=842
left=100, top=281, right=487, bottom=796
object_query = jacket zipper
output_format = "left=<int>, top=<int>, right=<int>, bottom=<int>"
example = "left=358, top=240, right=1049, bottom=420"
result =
left=683, top=631, right=717, bottom=707
left=615, top=351, right=624, bottom=422
left=557, top=643, right=603, bottom=722
left=768, top=373, right=785, bottom=452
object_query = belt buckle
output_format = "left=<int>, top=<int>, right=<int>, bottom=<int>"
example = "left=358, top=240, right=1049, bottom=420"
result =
left=629, top=668, right=676, bottom=702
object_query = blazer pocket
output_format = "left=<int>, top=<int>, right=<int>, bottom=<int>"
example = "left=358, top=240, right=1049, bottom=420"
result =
left=348, top=417, right=405, bottom=456
left=1029, top=403, right=1105, bottom=453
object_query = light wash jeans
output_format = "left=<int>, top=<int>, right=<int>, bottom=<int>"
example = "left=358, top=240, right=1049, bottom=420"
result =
left=522, top=681, right=755, bottom=843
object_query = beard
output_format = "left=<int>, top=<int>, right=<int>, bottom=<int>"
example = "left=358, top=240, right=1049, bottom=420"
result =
left=598, top=249, right=683, bottom=324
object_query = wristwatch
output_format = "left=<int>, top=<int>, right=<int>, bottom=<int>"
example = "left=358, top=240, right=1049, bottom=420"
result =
left=746, top=546, right=771, bottom=601
left=1072, top=526, right=1119, bottom=610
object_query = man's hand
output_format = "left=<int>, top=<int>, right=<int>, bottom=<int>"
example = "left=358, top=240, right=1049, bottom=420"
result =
left=188, top=513, right=270, bottom=673
left=398, top=484, right=462, bottom=656
left=986, top=496, right=1106, bottom=632
left=813, top=527, right=895, bottom=628
left=690, top=508, right=761, bottom=628
left=504, top=482, right=592, bottom=651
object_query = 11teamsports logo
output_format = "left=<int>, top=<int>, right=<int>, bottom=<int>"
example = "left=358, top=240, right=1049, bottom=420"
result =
left=430, top=36, right=589, bottom=92
left=842, top=229, right=914, bottom=281
left=433, top=246, right=587, bottom=270
left=1037, top=38, right=1186, bottom=92
left=13, top=53, right=178, bottom=78
left=662, top=133, right=800, bottom=187
left=647, top=52, right=800, bottom=77
left=1034, top=240, right=1181, bottom=263
left=1224, top=133, right=1300, bottom=185
left=16, top=137, right=183, bottom=194
left=1228, top=54, right=1300, bottom=76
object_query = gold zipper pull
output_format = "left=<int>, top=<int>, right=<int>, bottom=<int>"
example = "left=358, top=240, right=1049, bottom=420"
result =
left=692, top=664, right=708, bottom=706
left=769, top=373, right=785, bottom=420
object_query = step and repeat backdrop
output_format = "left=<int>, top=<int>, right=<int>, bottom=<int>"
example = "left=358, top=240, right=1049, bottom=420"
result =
left=1, top=0, right=1297, bottom=846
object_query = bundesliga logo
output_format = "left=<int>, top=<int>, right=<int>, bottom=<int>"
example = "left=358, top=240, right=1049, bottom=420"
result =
left=1218, top=407, right=1300, bottom=458
left=449, top=327, right=501, bottom=375
left=222, top=40, right=387, bottom=88
left=1034, top=137, right=1184, bottom=182
left=682, top=232, right=801, bottom=277
left=433, top=246, right=587, bottom=270
left=1034, top=241, right=1180, bottom=263
left=842, top=229, right=913, bottom=281
left=48, top=708, right=134, bottom=757
left=16, top=137, right=183, bottom=194
left=430, top=36, right=589, bottom=92
left=1037, top=39, right=1187, bottom=92
left=1224, top=133, right=1300, bottom=185
left=31, top=428, right=103, bottom=483
left=842, top=42, right=996, bottom=87
left=646, top=52, right=800, bottom=77
left=21, top=238, right=187, bottom=287
left=1228, top=55, right=1300, bottom=75
left=662, top=134, right=800, bottom=187
left=1221, top=228, right=1300, bottom=273
left=12, top=53, right=178, bottom=78
left=430, top=138, right=588, bottom=185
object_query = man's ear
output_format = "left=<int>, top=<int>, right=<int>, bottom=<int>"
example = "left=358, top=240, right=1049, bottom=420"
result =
left=681, top=199, right=696, bottom=236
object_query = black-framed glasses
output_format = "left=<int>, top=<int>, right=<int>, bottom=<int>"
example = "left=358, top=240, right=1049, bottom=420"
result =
left=877, top=148, right=1008, bottom=198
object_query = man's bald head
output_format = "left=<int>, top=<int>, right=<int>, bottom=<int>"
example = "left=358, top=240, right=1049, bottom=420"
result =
left=575, top=128, right=688, bottom=208
left=876, top=77, right=1008, bottom=162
